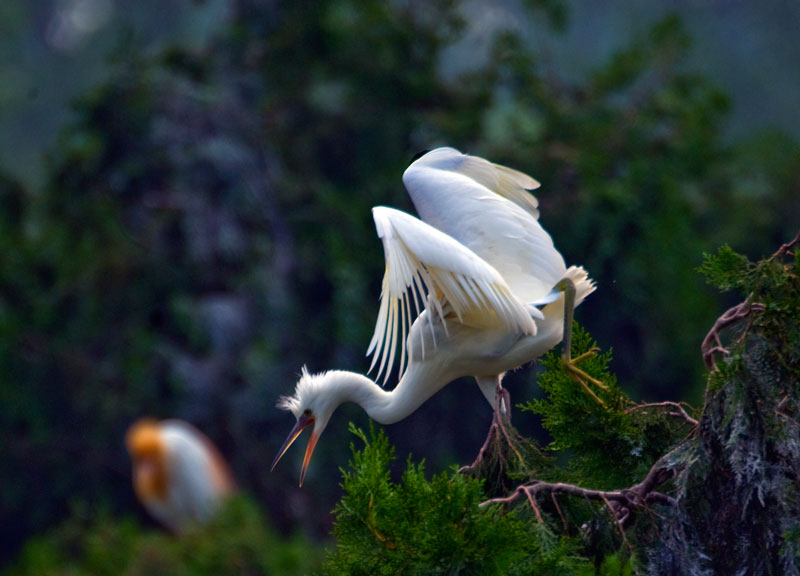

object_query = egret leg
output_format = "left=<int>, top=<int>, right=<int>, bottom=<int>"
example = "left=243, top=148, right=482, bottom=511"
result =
left=492, top=384, right=525, bottom=465
left=556, top=278, right=607, bottom=406
left=459, top=381, right=524, bottom=477
left=477, top=376, right=507, bottom=415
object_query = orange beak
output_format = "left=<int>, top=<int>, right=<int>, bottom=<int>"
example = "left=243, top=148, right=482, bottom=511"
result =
left=271, top=413, right=319, bottom=487
left=299, top=431, right=319, bottom=487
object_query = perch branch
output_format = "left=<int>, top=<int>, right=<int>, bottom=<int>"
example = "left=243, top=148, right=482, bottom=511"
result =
left=480, top=460, right=676, bottom=530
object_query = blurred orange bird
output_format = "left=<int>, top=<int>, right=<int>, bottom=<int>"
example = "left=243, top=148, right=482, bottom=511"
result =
left=125, top=418, right=235, bottom=533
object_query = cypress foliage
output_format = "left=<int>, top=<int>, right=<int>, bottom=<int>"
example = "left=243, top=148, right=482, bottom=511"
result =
left=323, top=424, right=593, bottom=575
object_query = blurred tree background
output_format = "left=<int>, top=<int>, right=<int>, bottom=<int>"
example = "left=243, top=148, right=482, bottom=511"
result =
left=1, top=0, right=798, bottom=571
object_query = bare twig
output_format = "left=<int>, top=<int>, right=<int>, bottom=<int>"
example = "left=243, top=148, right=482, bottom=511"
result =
left=627, top=401, right=699, bottom=427
left=480, top=460, right=676, bottom=531
left=551, top=492, right=568, bottom=533
left=768, top=229, right=800, bottom=261
left=365, top=495, right=397, bottom=550
left=525, top=489, right=545, bottom=524
left=645, top=492, right=678, bottom=507
left=775, top=394, right=800, bottom=428
left=702, top=231, right=798, bottom=370
left=601, top=492, right=633, bottom=553
left=701, top=300, right=764, bottom=370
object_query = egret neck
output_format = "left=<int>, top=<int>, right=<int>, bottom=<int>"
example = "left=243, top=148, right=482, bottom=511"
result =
left=318, top=363, right=448, bottom=427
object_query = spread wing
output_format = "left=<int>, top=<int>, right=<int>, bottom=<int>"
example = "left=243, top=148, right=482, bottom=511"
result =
left=402, top=147, right=567, bottom=304
left=410, top=147, right=542, bottom=218
left=367, top=207, right=535, bottom=384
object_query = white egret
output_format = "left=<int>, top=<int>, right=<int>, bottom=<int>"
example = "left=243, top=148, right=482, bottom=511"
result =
left=125, top=418, right=236, bottom=533
left=272, top=147, right=595, bottom=486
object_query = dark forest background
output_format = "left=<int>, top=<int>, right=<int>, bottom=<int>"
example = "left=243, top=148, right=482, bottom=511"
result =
left=1, top=0, right=799, bottom=571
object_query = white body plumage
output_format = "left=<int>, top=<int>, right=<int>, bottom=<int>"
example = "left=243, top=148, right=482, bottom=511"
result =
left=272, top=147, right=595, bottom=485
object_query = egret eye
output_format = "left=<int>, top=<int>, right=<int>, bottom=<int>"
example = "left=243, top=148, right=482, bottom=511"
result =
left=303, top=409, right=312, bottom=416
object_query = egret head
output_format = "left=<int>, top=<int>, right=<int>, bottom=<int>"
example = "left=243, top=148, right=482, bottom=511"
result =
left=271, top=367, right=339, bottom=486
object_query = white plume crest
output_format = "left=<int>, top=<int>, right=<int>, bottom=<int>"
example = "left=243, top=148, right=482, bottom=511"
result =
left=276, top=366, right=316, bottom=418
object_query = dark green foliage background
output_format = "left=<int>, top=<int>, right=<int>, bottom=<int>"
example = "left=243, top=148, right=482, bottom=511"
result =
left=1, top=0, right=798, bottom=572
left=7, top=495, right=322, bottom=576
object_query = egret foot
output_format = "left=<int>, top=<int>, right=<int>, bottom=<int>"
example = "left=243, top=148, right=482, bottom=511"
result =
left=562, top=346, right=608, bottom=406
left=459, top=386, right=539, bottom=496
left=460, top=387, right=515, bottom=471
left=557, top=277, right=608, bottom=407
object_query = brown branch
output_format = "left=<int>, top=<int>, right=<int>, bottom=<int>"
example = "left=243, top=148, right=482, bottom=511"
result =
left=365, top=495, right=397, bottom=550
left=480, top=460, right=676, bottom=530
left=525, top=489, right=545, bottom=524
left=701, top=300, right=764, bottom=370
left=627, top=401, right=699, bottom=427
left=775, top=394, right=800, bottom=428
left=601, top=492, right=633, bottom=553
left=551, top=492, right=568, bottom=533
left=702, top=231, right=798, bottom=371
left=645, top=492, right=678, bottom=506
left=768, top=229, right=800, bottom=261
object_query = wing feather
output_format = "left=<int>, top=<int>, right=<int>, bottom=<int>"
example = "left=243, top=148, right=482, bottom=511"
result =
left=403, top=148, right=567, bottom=303
left=408, top=147, right=541, bottom=218
left=367, top=207, right=535, bottom=384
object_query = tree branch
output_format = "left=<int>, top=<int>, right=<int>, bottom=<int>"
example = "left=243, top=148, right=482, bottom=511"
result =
left=626, top=401, right=699, bottom=427
left=480, top=460, right=676, bottom=530
left=701, top=300, right=764, bottom=370
left=768, top=229, right=800, bottom=261
left=702, top=231, right=798, bottom=370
